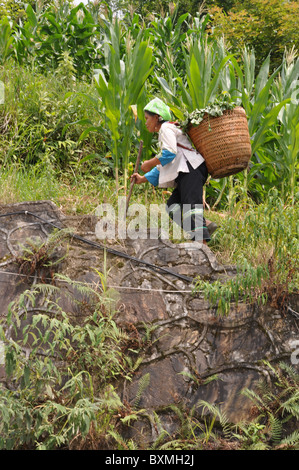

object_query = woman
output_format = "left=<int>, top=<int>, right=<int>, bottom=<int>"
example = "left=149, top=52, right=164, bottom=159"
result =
left=131, top=97, right=213, bottom=244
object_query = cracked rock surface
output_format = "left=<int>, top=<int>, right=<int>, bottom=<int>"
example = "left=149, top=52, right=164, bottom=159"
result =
left=0, top=201, right=298, bottom=438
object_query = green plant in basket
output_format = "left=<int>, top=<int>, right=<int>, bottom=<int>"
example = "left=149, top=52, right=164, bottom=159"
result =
left=180, top=92, right=237, bottom=131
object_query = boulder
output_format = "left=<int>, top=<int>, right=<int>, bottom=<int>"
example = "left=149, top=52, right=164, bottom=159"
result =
left=0, top=201, right=298, bottom=439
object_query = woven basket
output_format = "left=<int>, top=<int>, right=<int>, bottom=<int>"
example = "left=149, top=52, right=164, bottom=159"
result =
left=187, top=106, right=251, bottom=178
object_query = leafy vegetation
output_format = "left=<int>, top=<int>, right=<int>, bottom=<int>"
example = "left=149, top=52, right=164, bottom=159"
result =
left=1, top=272, right=298, bottom=450
left=0, top=273, right=140, bottom=450
left=181, top=92, right=236, bottom=130
left=233, top=361, right=299, bottom=450
left=144, top=361, right=299, bottom=450
left=194, top=189, right=299, bottom=315
left=1, top=3, right=298, bottom=205
left=208, top=0, right=299, bottom=71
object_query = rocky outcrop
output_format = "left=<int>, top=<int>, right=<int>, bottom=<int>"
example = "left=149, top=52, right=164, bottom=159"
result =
left=0, top=201, right=298, bottom=438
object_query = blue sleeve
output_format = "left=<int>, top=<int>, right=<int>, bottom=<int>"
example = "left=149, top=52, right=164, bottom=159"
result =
left=144, top=167, right=159, bottom=187
left=159, top=149, right=176, bottom=166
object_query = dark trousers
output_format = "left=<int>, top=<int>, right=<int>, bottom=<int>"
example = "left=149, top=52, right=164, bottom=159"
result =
left=166, top=161, right=210, bottom=241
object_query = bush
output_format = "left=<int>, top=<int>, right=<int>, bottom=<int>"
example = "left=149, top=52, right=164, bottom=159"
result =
left=0, top=275, right=138, bottom=450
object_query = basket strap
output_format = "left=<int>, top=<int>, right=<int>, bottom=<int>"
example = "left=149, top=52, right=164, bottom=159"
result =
left=177, top=142, right=194, bottom=152
left=168, top=122, right=195, bottom=152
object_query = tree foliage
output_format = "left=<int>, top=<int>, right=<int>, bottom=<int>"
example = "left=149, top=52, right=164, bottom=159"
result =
left=0, top=0, right=29, bottom=22
left=208, top=0, right=299, bottom=70
left=107, top=0, right=204, bottom=17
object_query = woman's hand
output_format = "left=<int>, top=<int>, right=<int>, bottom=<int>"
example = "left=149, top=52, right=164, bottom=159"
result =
left=131, top=173, right=147, bottom=184
left=141, top=157, right=160, bottom=173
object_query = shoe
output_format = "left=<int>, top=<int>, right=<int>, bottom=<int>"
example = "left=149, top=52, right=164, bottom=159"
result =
left=207, top=222, right=218, bottom=236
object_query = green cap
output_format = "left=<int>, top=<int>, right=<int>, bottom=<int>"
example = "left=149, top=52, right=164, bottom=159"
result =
left=144, top=98, right=172, bottom=121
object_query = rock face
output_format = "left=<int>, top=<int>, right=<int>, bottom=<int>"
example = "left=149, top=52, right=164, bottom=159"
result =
left=0, top=201, right=298, bottom=438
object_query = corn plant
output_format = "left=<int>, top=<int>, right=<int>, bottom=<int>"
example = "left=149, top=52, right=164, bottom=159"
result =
left=146, top=10, right=190, bottom=75
left=270, top=53, right=299, bottom=202
left=231, top=53, right=289, bottom=157
left=157, top=30, right=235, bottom=120
left=228, top=49, right=298, bottom=202
left=183, top=38, right=234, bottom=111
left=14, top=3, right=102, bottom=77
left=85, top=19, right=153, bottom=190
left=0, top=6, right=298, bottom=206
left=0, top=17, right=14, bottom=64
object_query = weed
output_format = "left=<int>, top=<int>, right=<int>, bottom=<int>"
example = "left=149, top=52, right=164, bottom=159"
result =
left=15, top=229, right=70, bottom=282
left=0, top=271, right=143, bottom=450
left=194, top=189, right=299, bottom=315
left=233, top=361, right=299, bottom=450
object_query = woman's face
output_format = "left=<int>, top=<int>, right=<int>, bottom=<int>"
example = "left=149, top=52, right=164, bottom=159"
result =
left=144, top=112, right=160, bottom=133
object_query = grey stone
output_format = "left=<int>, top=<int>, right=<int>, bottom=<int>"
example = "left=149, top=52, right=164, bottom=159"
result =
left=0, top=200, right=298, bottom=441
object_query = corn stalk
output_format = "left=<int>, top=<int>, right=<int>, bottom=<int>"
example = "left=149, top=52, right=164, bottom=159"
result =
left=93, top=20, right=153, bottom=191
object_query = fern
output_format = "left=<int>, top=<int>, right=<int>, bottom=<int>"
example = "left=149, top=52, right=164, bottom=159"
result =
left=279, top=430, right=299, bottom=449
left=0, top=270, right=146, bottom=449
left=54, top=273, right=99, bottom=299
left=159, top=439, right=187, bottom=450
left=279, top=392, right=299, bottom=420
left=278, top=361, right=299, bottom=383
left=197, top=399, right=231, bottom=439
left=249, top=441, right=270, bottom=450
left=133, top=373, right=150, bottom=409
left=140, top=321, right=160, bottom=345
left=124, top=355, right=144, bottom=374
left=267, top=413, right=282, bottom=444
left=166, top=404, right=185, bottom=426
left=241, top=386, right=271, bottom=413
left=149, top=411, right=171, bottom=449
left=119, top=411, right=145, bottom=426
left=108, top=430, right=138, bottom=450
left=151, top=429, right=170, bottom=450
left=16, top=228, right=71, bottom=274
left=237, top=362, right=299, bottom=449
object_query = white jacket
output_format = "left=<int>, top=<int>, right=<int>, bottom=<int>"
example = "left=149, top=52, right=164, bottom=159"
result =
left=147, top=122, right=205, bottom=188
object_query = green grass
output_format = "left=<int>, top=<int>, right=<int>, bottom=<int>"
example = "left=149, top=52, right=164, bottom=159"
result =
left=0, top=161, right=166, bottom=215
left=195, top=188, right=299, bottom=314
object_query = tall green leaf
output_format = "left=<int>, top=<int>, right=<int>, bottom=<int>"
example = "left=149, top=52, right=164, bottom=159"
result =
left=250, top=99, right=290, bottom=155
